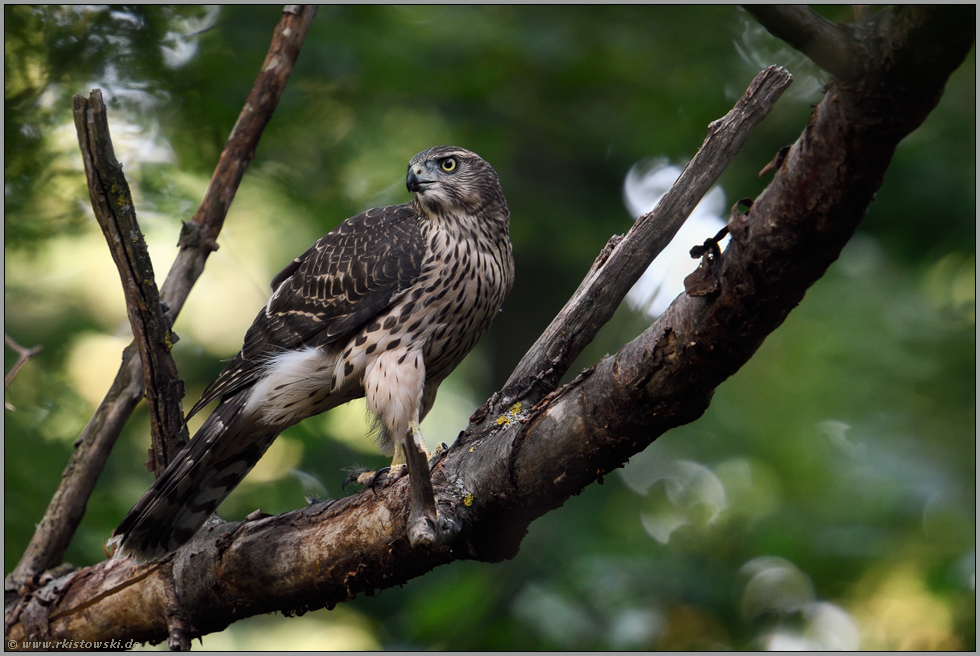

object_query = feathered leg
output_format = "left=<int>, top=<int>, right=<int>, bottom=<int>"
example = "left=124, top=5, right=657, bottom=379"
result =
left=358, top=350, right=442, bottom=544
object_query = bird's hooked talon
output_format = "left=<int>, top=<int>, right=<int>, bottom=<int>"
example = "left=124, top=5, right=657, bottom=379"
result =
left=343, top=467, right=388, bottom=493
left=370, top=465, right=393, bottom=488
left=380, top=464, right=409, bottom=483
left=341, top=468, right=369, bottom=493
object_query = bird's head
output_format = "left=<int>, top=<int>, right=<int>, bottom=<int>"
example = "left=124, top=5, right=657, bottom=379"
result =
left=406, top=145, right=507, bottom=219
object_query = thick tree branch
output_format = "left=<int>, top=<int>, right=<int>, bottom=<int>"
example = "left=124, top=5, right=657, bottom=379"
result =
left=5, top=5, right=973, bottom=648
left=73, top=89, right=188, bottom=477
left=4, top=5, right=318, bottom=596
left=744, top=5, right=862, bottom=81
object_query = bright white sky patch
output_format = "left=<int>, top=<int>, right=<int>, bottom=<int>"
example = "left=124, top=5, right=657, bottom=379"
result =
left=623, top=159, right=729, bottom=318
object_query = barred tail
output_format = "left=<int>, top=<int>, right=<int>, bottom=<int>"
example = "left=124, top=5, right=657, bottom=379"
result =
left=110, top=391, right=277, bottom=562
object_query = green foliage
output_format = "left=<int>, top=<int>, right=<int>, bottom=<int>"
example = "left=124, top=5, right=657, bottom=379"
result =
left=4, top=6, right=974, bottom=650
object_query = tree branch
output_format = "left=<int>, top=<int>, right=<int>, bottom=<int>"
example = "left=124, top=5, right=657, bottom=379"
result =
left=73, top=89, right=188, bottom=477
left=744, top=5, right=862, bottom=82
left=496, top=65, right=792, bottom=410
left=4, top=333, right=43, bottom=411
left=159, top=4, right=318, bottom=315
left=4, top=5, right=318, bottom=596
left=5, top=4, right=973, bottom=648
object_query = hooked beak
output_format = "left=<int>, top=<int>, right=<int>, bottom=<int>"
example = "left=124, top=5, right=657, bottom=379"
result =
left=406, top=164, right=432, bottom=193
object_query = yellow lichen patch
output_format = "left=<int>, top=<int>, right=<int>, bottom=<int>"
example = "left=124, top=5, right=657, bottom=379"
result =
left=463, top=493, right=474, bottom=507
left=494, top=401, right=526, bottom=427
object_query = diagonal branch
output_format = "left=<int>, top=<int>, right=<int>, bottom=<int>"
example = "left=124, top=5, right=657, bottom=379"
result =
left=73, top=89, right=188, bottom=477
left=743, top=5, right=862, bottom=81
left=159, top=4, right=318, bottom=316
left=4, top=5, right=318, bottom=595
left=496, top=65, right=792, bottom=410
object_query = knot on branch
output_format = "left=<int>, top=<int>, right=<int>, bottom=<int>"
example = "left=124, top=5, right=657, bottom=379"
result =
left=177, top=220, right=219, bottom=253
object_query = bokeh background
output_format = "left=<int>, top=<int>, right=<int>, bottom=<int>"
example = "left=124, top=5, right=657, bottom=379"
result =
left=4, top=6, right=974, bottom=650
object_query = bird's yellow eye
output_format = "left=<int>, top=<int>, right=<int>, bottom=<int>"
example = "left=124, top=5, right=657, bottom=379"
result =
left=440, top=157, right=457, bottom=172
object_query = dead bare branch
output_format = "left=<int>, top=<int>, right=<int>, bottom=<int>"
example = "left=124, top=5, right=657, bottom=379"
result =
left=159, top=4, right=318, bottom=315
left=497, top=65, right=793, bottom=409
left=73, top=89, right=188, bottom=477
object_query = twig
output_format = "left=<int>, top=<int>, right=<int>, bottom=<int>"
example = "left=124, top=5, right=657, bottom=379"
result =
left=73, top=89, right=189, bottom=476
left=4, top=5, right=318, bottom=594
left=496, top=65, right=793, bottom=410
left=743, top=6, right=861, bottom=82
left=159, top=4, right=319, bottom=315
left=4, top=333, right=43, bottom=410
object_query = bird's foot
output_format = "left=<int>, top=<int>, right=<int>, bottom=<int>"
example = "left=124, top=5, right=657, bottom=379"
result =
left=381, top=464, right=408, bottom=482
left=341, top=465, right=407, bottom=493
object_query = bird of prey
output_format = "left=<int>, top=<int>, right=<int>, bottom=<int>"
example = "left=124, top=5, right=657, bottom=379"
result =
left=110, top=145, right=514, bottom=561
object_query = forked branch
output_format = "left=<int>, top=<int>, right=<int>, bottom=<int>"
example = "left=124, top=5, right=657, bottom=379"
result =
left=4, top=333, right=43, bottom=411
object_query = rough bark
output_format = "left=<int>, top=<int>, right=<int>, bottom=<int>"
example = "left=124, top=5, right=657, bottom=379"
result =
left=73, top=89, right=189, bottom=476
left=4, top=4, right=973, bottom=650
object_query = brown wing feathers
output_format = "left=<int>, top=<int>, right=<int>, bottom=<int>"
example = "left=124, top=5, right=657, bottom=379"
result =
left=114, top=203, right=427, bottom=560
left=188, top=204, right=425, bottom=418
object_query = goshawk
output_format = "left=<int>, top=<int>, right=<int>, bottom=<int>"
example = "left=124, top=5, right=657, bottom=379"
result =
left=111, top=145, right=514, bottom=561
